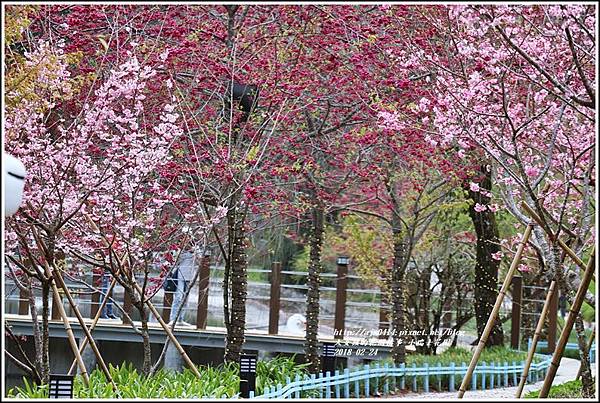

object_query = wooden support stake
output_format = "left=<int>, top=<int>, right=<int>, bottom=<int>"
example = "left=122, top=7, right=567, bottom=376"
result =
left=52, top=267, right=117, bottom=390
left=576, top=326, right=596, bottom=380
left=510, top=276, right=523, bottom=350
left=538, top=249, right=595, bottom=398
left=457, top=224, right=533, bottom=398
left=515, top=280, right=556, bottom=398
left=268, top=261, right=282, bottom=335
left=196, top=253, right=211, bottom=329
left=132, top=282, right=202, bottom=378
left=46, top=270, right=89, bottom=385
left=68, top=276, right=118, bottom=375
left=83, top=213, right=201, bottom=378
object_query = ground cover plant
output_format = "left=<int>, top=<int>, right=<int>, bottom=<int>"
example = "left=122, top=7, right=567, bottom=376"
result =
left=7, top=357, right=310, bottom=398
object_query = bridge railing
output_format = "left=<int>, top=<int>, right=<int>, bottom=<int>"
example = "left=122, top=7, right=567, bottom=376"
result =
left=4, top=258, right=475, bottom=339
left=248, top=355, right=552, bottom=399
left=3, top=261, right=436, bottom=335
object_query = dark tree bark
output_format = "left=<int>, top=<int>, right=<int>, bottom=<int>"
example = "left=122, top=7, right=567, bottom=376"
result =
left=574, top=314, right=594, bottom=397
left=390, top=213, right=408, bottom=364
left=304, top=203, right=324, bottom=373
left=466, top=166, right=504, bottom=347
left=224, top=205, right=248, bottom=363
left=135, top=301, right=152, bottom=375
left=40, top=281, right=51, bottom=383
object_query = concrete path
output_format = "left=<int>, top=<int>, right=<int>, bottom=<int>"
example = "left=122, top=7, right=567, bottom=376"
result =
left=385, top=358, right=595, bottom=399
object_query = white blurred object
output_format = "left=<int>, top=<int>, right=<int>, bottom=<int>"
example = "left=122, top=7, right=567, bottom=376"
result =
left=286, top=314, right=306, bottom=335
left=4, top=153, right=26, bottom=216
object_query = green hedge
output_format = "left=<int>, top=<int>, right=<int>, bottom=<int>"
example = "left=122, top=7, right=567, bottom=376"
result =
left=524, top=379, right=584, bottom=398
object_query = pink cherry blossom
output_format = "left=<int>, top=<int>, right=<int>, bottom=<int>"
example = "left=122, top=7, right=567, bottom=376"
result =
left=491, top=251, right=503, bottom=261
left=474, top=203, right=487, bottom=212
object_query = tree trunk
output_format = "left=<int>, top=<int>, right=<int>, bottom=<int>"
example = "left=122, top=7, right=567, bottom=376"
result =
left=574, top=314, right=594, bottom=397
left=41, top=281, right=50, bottom=383
left=26, top=276, right=44, bottom=383
left=391, top=217, right=408, bottom=364
left=467, top=167, right=504, bottom=346
left=136, top=301, right=152, bottom=375
left=305, top=204, right=324, bottom=373
left=224, top=206, right=248, bottom=363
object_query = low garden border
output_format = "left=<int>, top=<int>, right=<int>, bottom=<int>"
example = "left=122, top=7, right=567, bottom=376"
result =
left=250, top=354, right=552, bottom=399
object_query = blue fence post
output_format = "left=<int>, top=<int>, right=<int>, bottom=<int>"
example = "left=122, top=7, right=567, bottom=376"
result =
left=412, top=363, right=417, bottom=392
left=481, top=362, right=486, bottom=390
left=294, top=374, right=300, bottom=399
left=383, top=363, right=390, bottom=395
left=437, top=363, right=442, bottom=391
left=490, top=362, right=494, bottom=389
left=277, top=384, right=283, bottom=398
left=512, top=361, right=517, bottom=386
left=374, top=362, right=380, bottom=394
left=503, top=361, right=508, bottom=387
left=400, top=363, right=406, bottom=390
left=471, top=366, right=477, bottom=391
left=449, top=362, right=456, bottom=392
left=249, top=391, right=254, bottom=398
left=324, top=371, right=331, bottom=399
left=365, top=364, right=370, bottom=397
left=495, top=361, right=499, bottom=387
left=334, top=370, right=340, bottom=398
left=424, top=363, right=429, bottom=392
left=311, top=373, right=319, bottom=398
left=343, top=368, right=350, bottom=398
left=354, top=368, right=360, bottom=398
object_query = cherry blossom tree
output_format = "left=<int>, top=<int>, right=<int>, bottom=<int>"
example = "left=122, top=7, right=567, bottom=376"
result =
left=401, top=4, right=595, bottom=392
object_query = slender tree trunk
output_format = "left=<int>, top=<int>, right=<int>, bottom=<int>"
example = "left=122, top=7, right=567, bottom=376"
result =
left=40, top=281, right=51, bottom=383
left=135, top=302, right=152, bottom=375
left=391, top=217, right=408, bottom=364
left=26, top=276, right=44, bottom=383
left=224, top=206, right=248, bottom=363
left=305, top=204, right=324, bottom=373
left=574, top=314, right=593, bottom=397
left=466, top=166, right=504, bottom=346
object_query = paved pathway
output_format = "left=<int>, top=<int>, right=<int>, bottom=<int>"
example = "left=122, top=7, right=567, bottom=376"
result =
left=385, top=358, right=594, bottom=399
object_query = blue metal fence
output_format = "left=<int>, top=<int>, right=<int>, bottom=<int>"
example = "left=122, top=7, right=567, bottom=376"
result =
left=250, top=355, right=552, bottom=399
left=529, top=339, right=596, bottom=361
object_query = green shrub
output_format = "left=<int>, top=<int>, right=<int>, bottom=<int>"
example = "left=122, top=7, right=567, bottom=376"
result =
left=6, top=356, right=309, bottom=399
left=524, top=379, right=584, bottom=398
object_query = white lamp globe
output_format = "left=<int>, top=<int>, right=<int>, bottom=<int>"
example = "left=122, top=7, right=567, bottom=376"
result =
left=286, top=314, right=306, bottom=335
left=4, top=153, right=26, bottom=216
